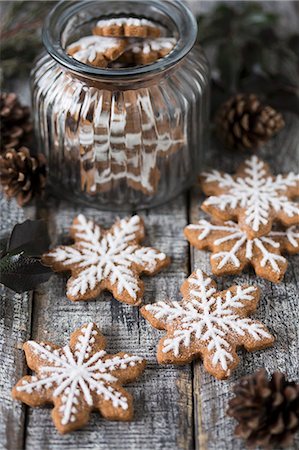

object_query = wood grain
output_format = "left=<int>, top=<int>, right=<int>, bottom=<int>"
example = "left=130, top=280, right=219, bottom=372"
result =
left=23, top=195, right=193, bottom=450
left=2, top=0, right=299, bottom=446
left=2, top=116, right=299, bottom=450
left=1, top=120, right=298, bottom=449
left=190, top=113, right=299, bottom=450
left=0, top=196, right=35, bottom=450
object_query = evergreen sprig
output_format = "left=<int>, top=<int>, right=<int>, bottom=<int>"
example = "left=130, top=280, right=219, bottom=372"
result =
left=0, top=1, right=56, bottom=85
left=0, top=219, right=53, bottom=293
left=197, top=2, right=299, bottom=116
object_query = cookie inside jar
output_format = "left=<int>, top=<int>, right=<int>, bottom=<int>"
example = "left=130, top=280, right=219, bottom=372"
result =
left=66, top=14, right=178, bottom=69
left=35, top=0, right=207, bottom=209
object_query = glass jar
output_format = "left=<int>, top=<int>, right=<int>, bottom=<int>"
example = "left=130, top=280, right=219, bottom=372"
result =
left=31, top=0, right=209, bottom=210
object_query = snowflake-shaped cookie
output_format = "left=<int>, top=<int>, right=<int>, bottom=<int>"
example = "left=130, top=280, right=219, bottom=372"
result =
left=141, top=270, right=274, bottom=379
left=43, top=214, right=169, bottom=305
left=185, top=219, right=299, bottom=283
left=67, top=36, right=126, bottom=67
left=200, top=156, right=299, bottom=238
left=12, top=322, right=146, bottom=434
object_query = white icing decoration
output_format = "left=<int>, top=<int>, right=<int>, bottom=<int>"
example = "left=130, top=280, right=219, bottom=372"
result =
left=202, top=156, right=299, bottom=232
left=130, top=38, right=176, bottom=55
left=47, top=215, right=166, bottom=300
left=96, top=17, right=160, bottom=28
left=67, top=36, right=122, bottom=63
left=144, top=269, right=271, bottom=370
left=16, top=323, right=143, bottom=425
left=186, top=220, right=299, bottom=273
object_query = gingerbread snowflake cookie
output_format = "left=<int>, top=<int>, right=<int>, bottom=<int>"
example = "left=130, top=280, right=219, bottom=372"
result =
left=141, top=270, right=274, bottom=379
left=12, top=322, right=146, bottom=433
left=93, top=17, right=162, bottom=38
left=67, top=36, right=126, bottom=67
left=185, top=219, right=299, bottom=283
left=43, top=214, right=169, bottom=305
left=200, top=156, right=299, bottom=239
left=123, top=38, right=176, bottom=65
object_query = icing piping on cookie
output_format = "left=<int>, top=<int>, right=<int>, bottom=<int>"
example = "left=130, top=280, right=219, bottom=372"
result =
left=202, top=156, right=299, bottom=233
left=43, top=215, right=168, bottom=304
left=16, top=323, right=144, bottom=425
left=95, top=17, right=160, bottom=28
left=130, top=38, right=176, bottom=54
left=67, top=36, right=123, bottom=63
left=186, top=220, right=299, bottom=272
left=142, top=269, right=273, bottom=376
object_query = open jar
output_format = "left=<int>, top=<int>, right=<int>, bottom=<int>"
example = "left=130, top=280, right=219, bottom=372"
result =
left=32, top=0, right=209, bottom=210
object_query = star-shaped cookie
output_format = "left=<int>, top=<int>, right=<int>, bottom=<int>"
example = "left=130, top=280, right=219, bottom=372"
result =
left=12, top=322, right=146, bottom=434
left=67, top=36, right=126, bottom=67
left=200, top=156, right=298, bottom=238
left=141, top=270, right=274, bottom=379
left=92, top=17, right=162, bottom=38
left=43, top=214, right=169, bottom=305
left=185, top=219, right=299, bottom=283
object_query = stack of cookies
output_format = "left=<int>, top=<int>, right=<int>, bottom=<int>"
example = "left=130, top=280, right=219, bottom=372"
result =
left=77, top=88, right=185, bottom=196
left=185, top=155, right=299, bottom=283
left=67, top=17, right=177, bottom=68
left=65, top=16, right=185, bottom=197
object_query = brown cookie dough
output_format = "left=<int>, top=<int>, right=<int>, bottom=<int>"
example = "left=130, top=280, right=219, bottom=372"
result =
left=12, top=322, right=146, bottom=433
left=67, top=36, right=126, bottom=67
left=122, top=38, right=176, bottom=65
left=185, top=219, right=299, bottom=283
left=200, top=156, right=299, bottom=239
left=93, top=17, right=162, bottom=38
left=141, top=269, right=274, bottom=380
left=42, top=214, right=170, bottom=305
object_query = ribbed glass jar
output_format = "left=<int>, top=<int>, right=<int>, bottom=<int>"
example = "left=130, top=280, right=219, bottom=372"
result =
left=31, top=0, right=210, bottom=210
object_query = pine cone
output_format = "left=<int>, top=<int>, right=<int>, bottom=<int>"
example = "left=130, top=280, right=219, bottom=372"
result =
left=215, top=94, right=285, bottom=150
left=0, top=147, right=46, bottom=206
left=227, top=369, right=299, bottom=449
left=0, top=92, right=33, bottom=153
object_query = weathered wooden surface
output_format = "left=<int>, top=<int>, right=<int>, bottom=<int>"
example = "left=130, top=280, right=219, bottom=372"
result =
left=191, top=113, right=299, bottom=450
left=23, top=195, right=193, bottom=450
left=1, top=0, right=299, bottom=446
left=1, top=114, right=298, bottom=450
left=0, top=198, right=35, bottom=450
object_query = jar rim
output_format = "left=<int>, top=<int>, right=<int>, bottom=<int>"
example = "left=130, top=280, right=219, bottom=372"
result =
left=42, top=0, right=197, bottom=80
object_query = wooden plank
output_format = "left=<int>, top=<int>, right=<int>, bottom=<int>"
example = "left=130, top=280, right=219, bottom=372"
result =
left=24, top=194, right=193, bottom=449
left=0, top=195, right=35, bottom=450
left=3, top=3, right=298, bottom=448
left=190, top=113, right=299, bottom=450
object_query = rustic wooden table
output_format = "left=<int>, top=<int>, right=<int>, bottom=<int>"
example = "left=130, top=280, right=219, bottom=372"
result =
left=1, top=100, right=298, bottom=449
left=1, top=1, right=299, bottom=447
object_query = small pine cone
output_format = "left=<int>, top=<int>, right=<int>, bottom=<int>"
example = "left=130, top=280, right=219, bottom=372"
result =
left=0, top=147, right=46, bottom=206
left=215, top=94, right=285, bottom=151
left=0, top=92, right=33, bottom=153
left=227, top=369, right=299, bottom=449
